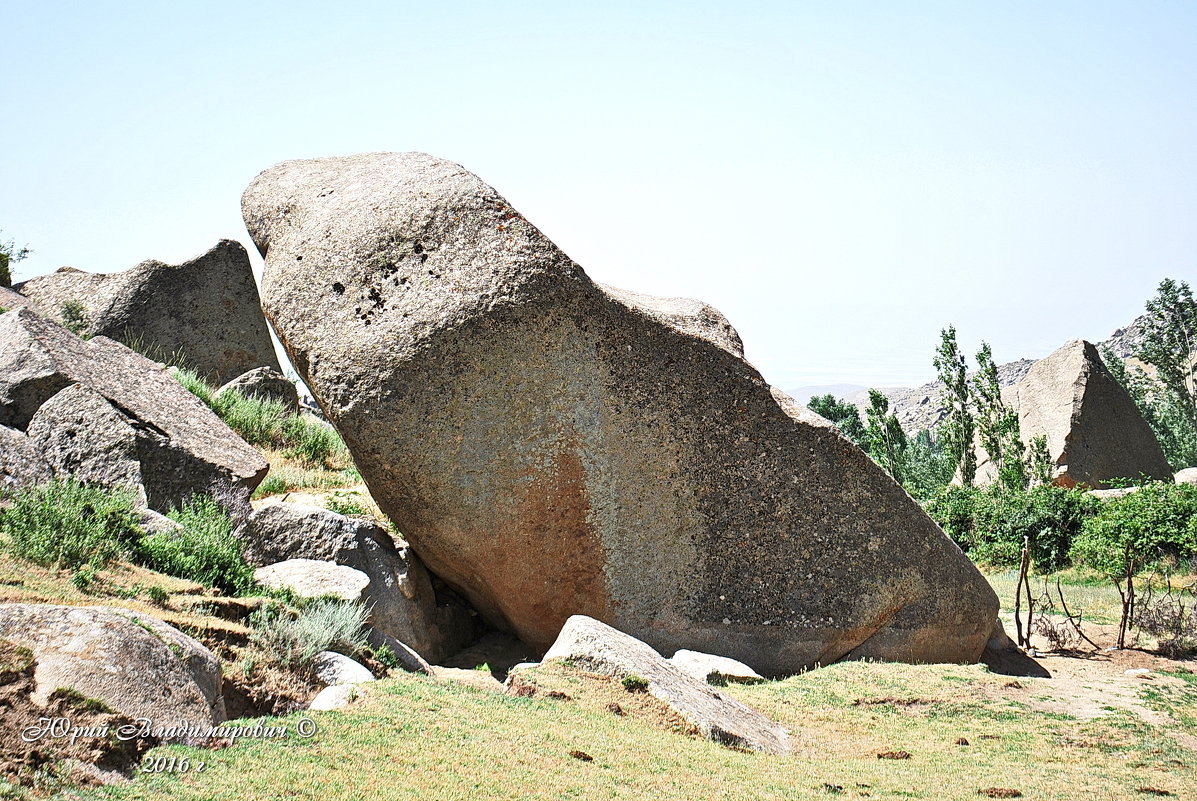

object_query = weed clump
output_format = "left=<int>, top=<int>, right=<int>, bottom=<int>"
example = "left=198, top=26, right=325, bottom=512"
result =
left=0, top=479, right=142, bottom=570
left=137, top=495, right=255, bottom=595
left=250, top=599, right=370, bottom=669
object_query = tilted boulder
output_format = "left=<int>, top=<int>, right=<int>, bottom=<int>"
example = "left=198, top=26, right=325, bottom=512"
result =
left=0, top=425, right=51, bottom=492
left=242, top=151, right=998, bottom=675
left=217, top=366, right=299, bottom=412
left=975, top=340, right=1171, bottom=490
left=538, top=615, right=790, bottom=754
left=238, top=502, right=473, bottom=662
left=0, top=604, right=225, bottom=742
left=16, top=240, right=280, bottom=386
left=0, top=308, right=268, bottom=510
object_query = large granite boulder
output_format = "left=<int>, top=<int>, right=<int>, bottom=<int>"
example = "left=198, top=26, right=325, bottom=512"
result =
left=975, top=340, right=1171, bottom=490
left=0, top=308, right=268, bottom=510
left=0, top=604, right=226, bottom=742
left=217, top=366, right=299, bottom=412
left=0, top=425, right=51, bottom=492
left=242, top=152, right=998, bottom=675
left=16, top=240, right=280, bottom=386
left=535, top=615, right=790, bottom=754
left=239, top=502, right=472, bottom=662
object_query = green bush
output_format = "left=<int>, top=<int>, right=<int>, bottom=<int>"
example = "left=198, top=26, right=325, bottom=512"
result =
left=926, top=484, right=1098, bottom=572
left=0, top=479, right=142, bottom=570
left=137, top=495, right=255, bottom=595
left=1071, top=482, right=1197, bottom=579
left=250, top=598, right=370, bottom=669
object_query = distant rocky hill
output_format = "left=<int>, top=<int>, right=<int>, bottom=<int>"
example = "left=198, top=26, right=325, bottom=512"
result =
left=795, top=318, right=1151, bottom=436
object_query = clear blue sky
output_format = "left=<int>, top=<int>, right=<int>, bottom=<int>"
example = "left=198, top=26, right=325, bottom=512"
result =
left=4, top=1, right=1195, bottom=391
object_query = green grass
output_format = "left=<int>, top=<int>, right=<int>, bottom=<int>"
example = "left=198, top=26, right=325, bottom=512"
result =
left=84, top=660, right=1196, bottom=801
left=172, top=367, right=348, bottom=468
left=137, top=495, right=255, bottom=596
left=985, top=568, right=1129, bottom=626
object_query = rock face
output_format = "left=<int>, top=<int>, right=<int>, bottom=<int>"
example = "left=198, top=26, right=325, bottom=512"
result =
left=0, top=307, right=268, bottom=510
left=217, top=367, right=299, bottom=412
left=242, top=151, right=998, bottom=675
left=976, top=340, right=1171, bottom=490
left=238, top=502, right=472, bottom=662
left=540, top=615, right=790, bottom=754
left=0, top=604, right=226, bottom=741
left=16, top=240, right=280, bottom=386
left=0, top=425, right=52, bottom=491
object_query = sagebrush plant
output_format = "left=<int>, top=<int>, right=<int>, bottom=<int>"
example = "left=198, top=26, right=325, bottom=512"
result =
left=250, top=598, right=370, bottom=669
left=171, top=367, right=348, bottom=467
left=137, top=494, right=255, bottom=595
left=0, top=479, right=142, bottom=570
left=59, top=300, right=90, bottom=337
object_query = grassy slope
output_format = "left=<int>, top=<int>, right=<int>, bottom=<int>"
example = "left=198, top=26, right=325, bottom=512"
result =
left=90, top=658, right=1196, bottom=801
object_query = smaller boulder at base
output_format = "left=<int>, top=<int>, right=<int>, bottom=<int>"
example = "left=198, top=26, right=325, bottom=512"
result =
left=669, top=649, right=765, bottom=685
left=253, top=559, right=370, bottom=602
left=541, top=615, right=790, bottom=755
left=311, top=651, right=375, bottom=686
left=0, top=604, right=225, bottom=742
left=217, top=367, right=299, bottom=413
left=0, top=425, right=51, bottom=491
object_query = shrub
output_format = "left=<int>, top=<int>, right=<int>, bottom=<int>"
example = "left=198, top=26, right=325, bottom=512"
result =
left=621, top=674, right=649, bottom=693
left=250, top=599, right=370, bottom=669
left=325, top=491, right=368, bottom=517
left=1071, top=482, right=1197, bottom=647
left=0, top=479, right=142, bottom=570
left=137, top=495, right=255, bottom=595
left=925, top=484, right=1097, bottom=572
left=60, top=300, right=90, bottom=337
left=1071, top=482, right=1197, bottom=578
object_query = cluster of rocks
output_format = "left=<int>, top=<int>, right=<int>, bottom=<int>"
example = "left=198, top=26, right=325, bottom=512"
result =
left=2, top=150, right=1051, bottom=761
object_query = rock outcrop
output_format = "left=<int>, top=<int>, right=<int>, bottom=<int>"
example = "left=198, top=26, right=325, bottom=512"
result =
left=0, top=425, right=52, bottom=491
left=217, top=367, right=299, bottom=412
left=0, top=604, right=226, bottom=741
left=0, top=307, right=268, bottom=510
left=242, top=151, right=998, bottom=675
left=16, top=240, right=280, bottom=386
left=238, top=502, right=473, bottom=662
left=538, top=615, right=790, bottom=754
left=975, top=340, right=1171, bottom=490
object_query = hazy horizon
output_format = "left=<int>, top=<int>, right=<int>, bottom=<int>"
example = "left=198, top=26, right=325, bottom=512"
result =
left=4, top=2, right=1193, bottom=390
